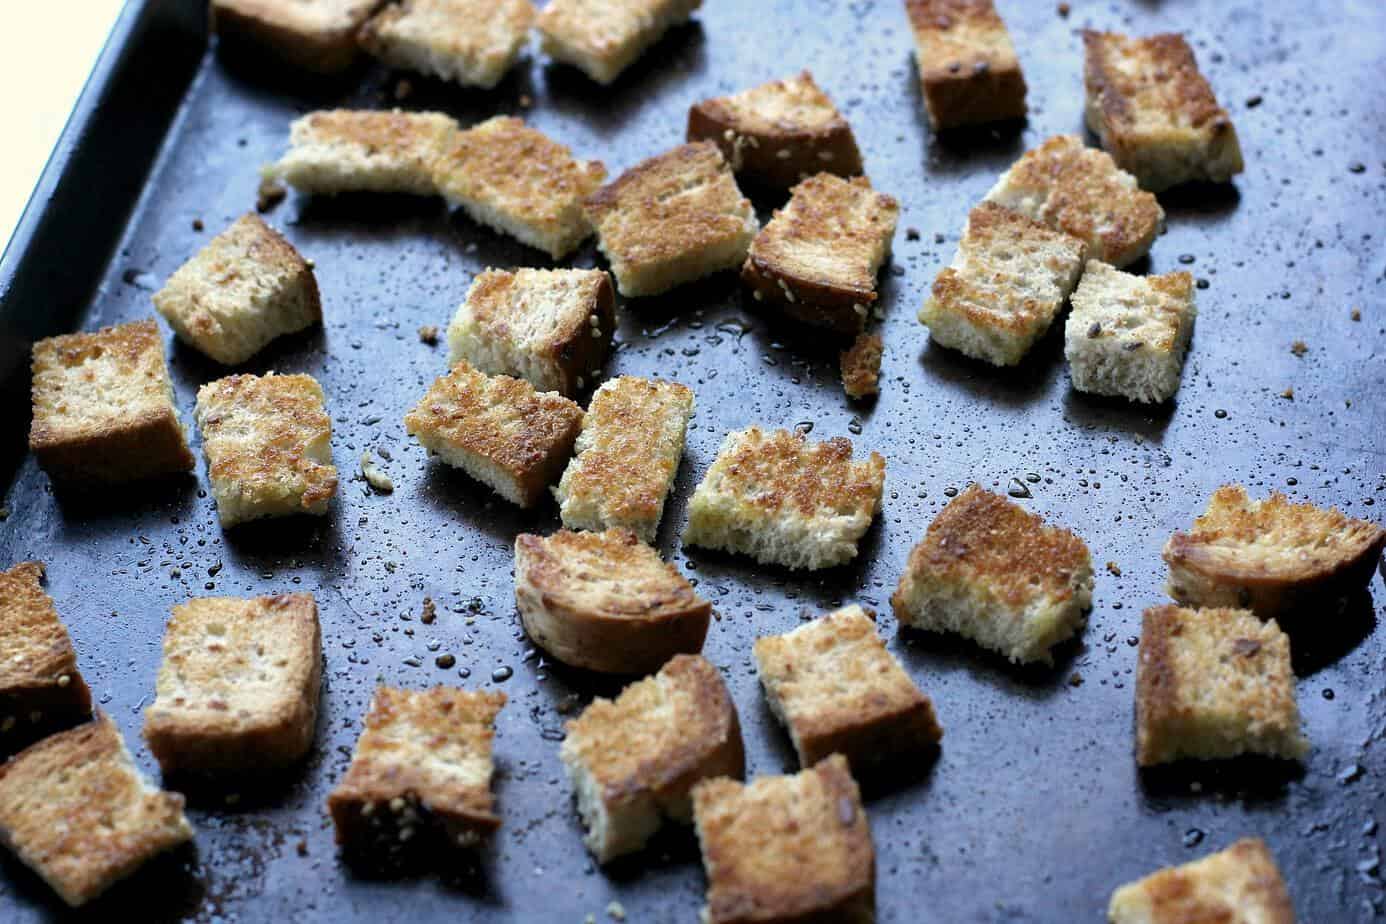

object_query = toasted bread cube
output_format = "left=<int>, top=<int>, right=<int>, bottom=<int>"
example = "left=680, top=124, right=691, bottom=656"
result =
left=692, top=755, right=874, bottom=924
left=561, top=654, right=743, bottom=862
left=404, top=361, right=583, bottom=507
left=918, top=202, right=1086, bottom=367
left=905, top=0, right=1027, bottom=130
left=585, top=142, right=758, bottom=297
left=0, top=715, right=193, bottom=907
left=755, top=605, right=942, bottom=771
left=538, top=0, right=700, bottom=85
left=271, top=109, right=459, bottom=196
left=742, top=173, right=899, bottom=335
left=1109, top=838, right=1294, bottom=924
left=554, top=376, right=695, bottom=542
left=985, top=134, right=1165, bottom=267
left=359, top=0, right=535, bottom=90
left=29, top=319, right=195, bottom=485
left=892, top=485, right=1093, bottom=664
left=1136, top=605, right=1307, bottom=766
left=328, top=686, right=506, bottom=855
left=687, top=70, right=864, bottom=189
left=212, top=0, right=380, bottom=74
left=143, top=593, right=321, bottom=775
left=684, top=427, right=885, bottom=571
left=153, top=214, right=322, bottom=365
left=195, top=373, right=337, bottom=527
left=1083, top=31, right=1244, bottom=192
left=447, top=267, right=615, bottom=398
left=1064, top=261, right=1196, bottom=403
left=0, top=562, right=93, bottom=752
left=515, top=529, right=712, bottom=674
left=432, top=116, right=607, bottom=259
left=840, top=332, right=883, bottom=400
left=1163, top=486, right=1386, bottom=620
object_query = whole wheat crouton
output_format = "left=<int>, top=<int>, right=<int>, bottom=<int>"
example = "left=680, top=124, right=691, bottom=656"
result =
left=840, top=332, right=884, bottom=399
left=0, top=562, right=92, bottom=753
left=359, top=0, right=535, bottom=89
left=905, top=0, right=1028, bottom=130
left=271, top=109, right=458, bottom=196
left=1108, top=838, right=1294, bottom=924
left=212, top=0, right=384, bottom=74
left=560, top=654, right=743, bottom=862
left=537, top=0, right=701, bottom=85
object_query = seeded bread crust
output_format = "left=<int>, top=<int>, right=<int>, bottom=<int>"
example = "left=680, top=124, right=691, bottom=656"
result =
left=1108, top=838, right=1295, bottom=924
left=905, top=0, right=1027, bottom=130
left=212, top=0, right=386, bottom=74
left=272, top=109, right=459, bottom=196
left=358, top=0, right=536, bottom=90
left=537, top=0, right=702, bottom=85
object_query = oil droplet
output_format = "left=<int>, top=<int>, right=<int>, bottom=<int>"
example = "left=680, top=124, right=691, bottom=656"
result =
left=492, top=665, right=513, bottom=683
left=1214, top=409, right=1228, bottom=419
left=1323, top=688, right=1336, bottom=700
left=794, top=421, right=814, bottom=436
left=943, top=487, right=958, bottom=497
left=1183, top=828, right=1205, bottom=847
left=1007, top=479, right=1032, bottom=499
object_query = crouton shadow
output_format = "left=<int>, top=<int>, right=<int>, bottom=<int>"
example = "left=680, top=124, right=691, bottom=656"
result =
left=904, top=66, right=1028, bottom=176
left=854, top=744, right=942, bottom=803
left=337, top=837, right=500, bottom=902
left=0, top=841, right=202, bottom=921
left=679, top=513, right=885, bottom=597
left=599, top=822, right=702, bottom=883
left=165, top=324, right=330, bottom=386
left=1061, top=388, right=1175, bottom=440
left=536, top=656, right=642, bottom=704
left=219, top=508, right=342, bottom=564
left=292, top=192, right=445, bottom=232
left=915, top=327, right=1064, bottom=409
left=1157, top=182, right=1241, bottom=222
left=1282, top=590, right=1377, bottom=676
left=48, top=472, right=200, bottom=522
left=363, top=61, right=540, bottom=127
left=896, top=624, right=1085, bottom=693
left=163, top=761, right=318, bottom=813
left=212, top=38, right=365, bottom=104
left=1137, top=755, right=1302, bottom=805
left=412, top=462, right=554, bottom=542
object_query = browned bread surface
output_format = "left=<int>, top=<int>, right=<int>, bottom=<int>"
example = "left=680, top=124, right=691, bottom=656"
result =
left=537, top=0, right=702, bottom=85
left=358, top=0, right=536, bottom=90
left=840, top=333, right=884, bottom=399
left=0, top=562, right=92, bottom=752
left=905, top=0, right=1027, bottom=129
left=1108, top=837, right=1294, bottom=923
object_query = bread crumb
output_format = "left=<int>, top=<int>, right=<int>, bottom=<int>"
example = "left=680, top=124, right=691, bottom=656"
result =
left=418, top=324, right=439, bottom=344
left=421, top=597, right=437, bottom=625
left=1351, top=307, right=1361, bottom=321
left=906, top=227, right=920, bottom=241
left=1290, top=340, right=1308, bottom=357
left=393, top=78, right=413, bottom=101
left=1057, top=2, right=1070, bottom=16
left=1280, top=387, right=1294, bottom=400
left=192, top=218, right=204, bottom=231
left=519, top=94, right=533, bottom=109
left=360, top=451, right=395, bottom=494
left=1106, top=561, right=1122, bottom=577
left=257, top=176, right=287, bottom=213
left=1069, top=672, right=1083, bottom=686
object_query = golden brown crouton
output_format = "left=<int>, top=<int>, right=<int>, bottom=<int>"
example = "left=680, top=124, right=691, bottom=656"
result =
left=358, top=0, right=536, bottom=90
left=537, top=0, right=701, bottom=85
left=271, top=109, right=459, bottom=196
left=0, top=562, right=92, bottom=753
left=840, top=332, right=884, bottom=399
left=905, top=0, right=1028, bottom=130
left=1108, top=838, right=1294, bottom=924
left=212, top=0, right=385, bottom=74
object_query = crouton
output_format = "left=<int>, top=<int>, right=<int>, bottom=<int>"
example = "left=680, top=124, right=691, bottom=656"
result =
left=984, top=134, right=1165, bottom=267
left=29, top=319, right=195, bottom=484
left=840, top=332, right=883, bottom=399
left=447, top=267, right=615, bottom=398
left=1108, top=838, right=1294, bottom=924
left=212, top=0, right=383, bottom=74
left=684, top=426, right=886, bottom=571
left=432, top=116, right=607, bottom=260
left=0, top=562, right=92, bottom=752
left=891, top=485, right=1093, bottom=664
left=1163, top=485, right=1386, bottom=620
left=0, top=715, right=193, bottom=907
left=153, top=213, right=322, bottom=365
left=270, top=109, right=458, bottom=196
left=584, top=142, right=758, bottom=297
left=514, top=529, right=711, bottom=674
left=918, top=201, right=1086, bottom=367
left=537, top=0, right=701, bottom=85
left=1064, top=260, right=1196, bottom=403
left=359, top=0, right=536, bottom=90
left=194, top=373, right=337, bottom=527
left=692, top=754, right=874, bottom=924
left=560, top=654, right=743, bottom=862
left=686, top=70, right=864, bottom=189
left=742, top=173, right=899, bottom=335
left=755, top=605, right=942, bottom=771
left=143, top=593, right=321, bottom=775
left=905, top=0, right=1027, bottom=130
left=328, top=686, right=505, bottom=856
left=404, top=360, right=583, bottom=508
left=553, top=376, right=695, bottom=542
left=1083, top=31, right=1244, bottom=192
left=1136, top=605, right=1307, bottom=766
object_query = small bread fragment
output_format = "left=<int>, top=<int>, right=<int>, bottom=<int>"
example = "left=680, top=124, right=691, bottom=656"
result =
left=905, top=0, right=1027, bottom=130
left=1163, top=485, right=1386, bottom=620
left=212, top=0, right=383, bottom=74
left=554, top=376, right=695, bottom=542
left=327, top=686, right=505, bottom=857
left=446, top=267, right=615, bottom=398
left=194, top=373, right=337, bottom=528
left=1083, top=30, right=1244, bottom=192
left=755, top=605, right=942, bottom=771
left=0, top=715, right=193, bottom=907
left=359, top=0, right=535, bottom=90
left=891, top=485, right=1093, bottom=664
left=514, top=529, right=711, bottom=674
left=1136, top=605, right=1307, bottom=766
left=271, top=109, right=458, bottom=196
left=686, top=70, right=864, bottom=189
left=692, top=754, right=874, bottom=924
left=1108, top=838, right=1294, bottom=924
left=684, top=426, right=886, bottom=571
left=143, top=593, right=321, bottom=776
left=984, top=134, right=1165, bottom=267
left=432, top=116, right=607, bottom=259
left=919, top=201, right=1086, bottom=366
left=154, top=213, right=322, bottom=365
left=840, top=332, right=883, bottom=399
left=742, top=173, right=899, bottom=335
left=0, top=562, right=93, bottom=752
left=29, top=319, right=195, bottom=484
left=560, top=654, right=743, bottom=862
left=404, top=361, right=583, bottom=508
left=585, top=142, right=758, bottom=297
left=537, top=0, right=701, bottom=85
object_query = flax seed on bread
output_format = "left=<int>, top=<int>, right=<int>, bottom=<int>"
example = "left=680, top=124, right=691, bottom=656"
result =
left=537, top=0, right=701, bottom=85
left=270, top=109, right=458, bottom=196
left=840, top=332, right=884, bottom=399
left=514, top=529, right=712, bottom=674
left=560, top=654, right=743, bottom=862
left=742, top=173, right=899, bottom=335
left=359, top=0, right=536, bottom=90
left=29, top=319, right=195, bottom=485
left=0, top=715, right=193, bottom=907
left=212, top=0, right=384, bottom=74
left=1108, top=838, right=1294, bottom=924
left=905, top=0, right=1028, bottom=130
left=0, top=562, right=92, bottom=753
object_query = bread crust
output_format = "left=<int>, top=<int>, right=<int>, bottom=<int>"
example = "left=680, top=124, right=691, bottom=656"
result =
left=905, top=0, right=1027, bottom=129
left=212, top=0, right=386, bottom=74
left=1108, top=838, right=1294, bottom=924
left=514, top=529, right=712, bottom=674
